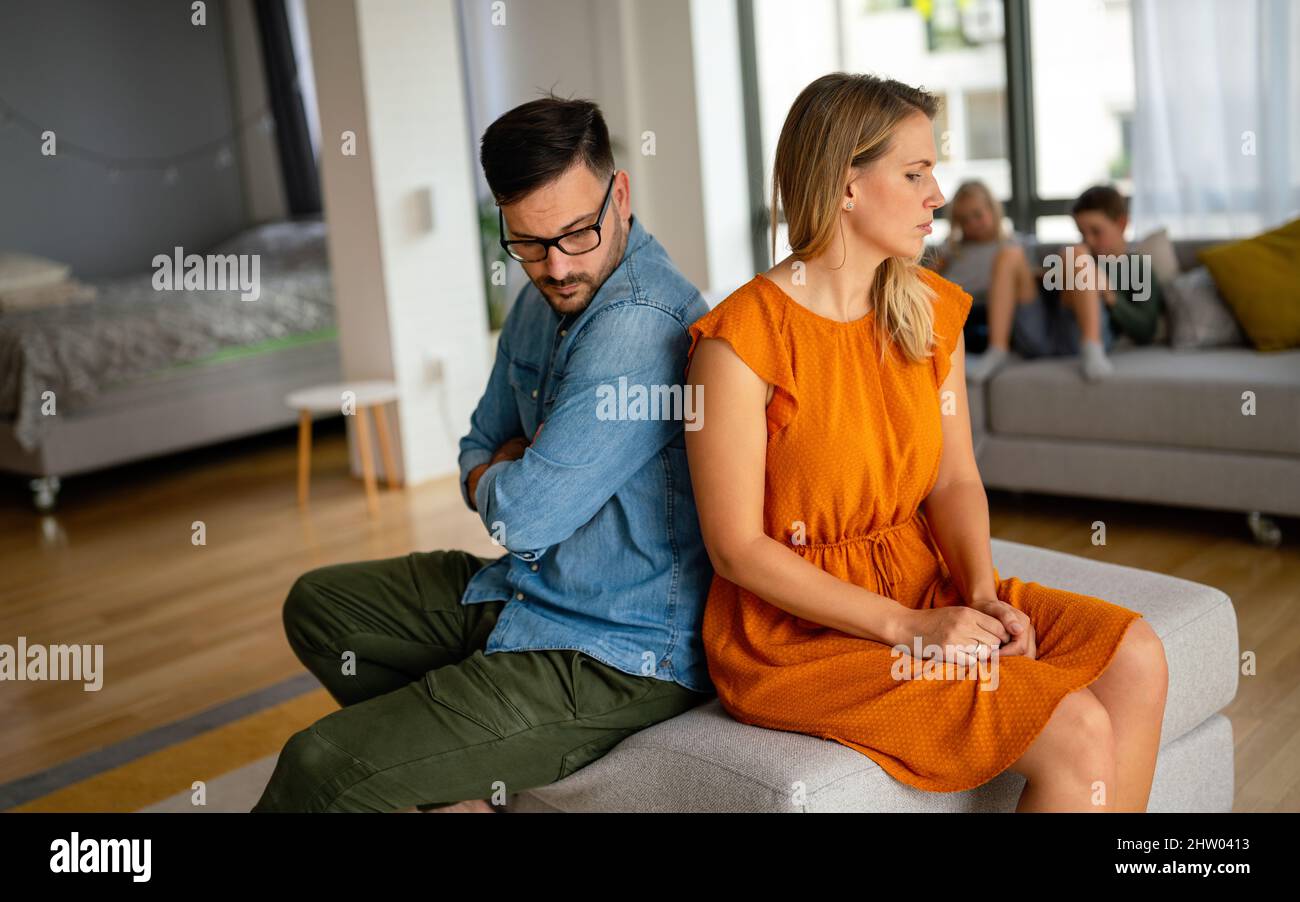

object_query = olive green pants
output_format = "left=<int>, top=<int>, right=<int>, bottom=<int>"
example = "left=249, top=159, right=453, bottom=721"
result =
left=251, top=549, right=712, bottom=812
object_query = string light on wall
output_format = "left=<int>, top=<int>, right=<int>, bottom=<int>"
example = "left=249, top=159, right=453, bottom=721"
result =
left=0, top=94, right=275, bottom=186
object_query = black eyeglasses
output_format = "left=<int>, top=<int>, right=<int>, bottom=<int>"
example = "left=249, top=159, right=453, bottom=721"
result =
left=499, top=173, right=616, bottom=264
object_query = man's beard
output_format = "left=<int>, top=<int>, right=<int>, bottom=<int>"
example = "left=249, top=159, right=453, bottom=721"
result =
left=532, top=216, right=628, bottom=316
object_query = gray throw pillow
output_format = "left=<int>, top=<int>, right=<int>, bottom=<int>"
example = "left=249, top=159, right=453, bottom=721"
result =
left=1164, top=266, right=1248, bottom=349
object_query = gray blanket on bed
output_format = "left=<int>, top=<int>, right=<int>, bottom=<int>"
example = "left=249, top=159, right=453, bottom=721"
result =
left=0, top=221, right=335, bottom=453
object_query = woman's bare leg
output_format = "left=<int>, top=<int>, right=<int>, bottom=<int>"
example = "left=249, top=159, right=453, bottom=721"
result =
left=1007, top=687, right=1117, bottom=812
left=1083, top=619, right=1169, bottom=812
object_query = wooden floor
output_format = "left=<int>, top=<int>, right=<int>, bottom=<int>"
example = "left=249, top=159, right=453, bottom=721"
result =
left=2, top=418, right=1297, bottom=811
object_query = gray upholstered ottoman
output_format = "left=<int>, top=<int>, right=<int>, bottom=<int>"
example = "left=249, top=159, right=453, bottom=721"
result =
left=505, top=538, right=1238, bottom=812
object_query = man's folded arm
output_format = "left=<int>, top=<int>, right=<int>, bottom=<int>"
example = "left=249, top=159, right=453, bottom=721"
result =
left=458, top=332, right=524, bottom=510
left=474, top=303, right=690, bottom=561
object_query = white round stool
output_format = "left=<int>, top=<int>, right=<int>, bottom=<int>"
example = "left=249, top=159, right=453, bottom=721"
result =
left=284, top=380, right=400, bottom=514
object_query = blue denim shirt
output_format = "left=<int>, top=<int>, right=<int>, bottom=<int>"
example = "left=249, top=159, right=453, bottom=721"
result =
left=457, top=215, right=715, bottom=693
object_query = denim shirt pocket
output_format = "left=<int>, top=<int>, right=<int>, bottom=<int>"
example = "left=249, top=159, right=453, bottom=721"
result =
left=507, top=357, right=542, bottom=428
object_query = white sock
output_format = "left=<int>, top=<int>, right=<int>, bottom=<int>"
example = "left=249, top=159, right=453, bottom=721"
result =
left=969, top=345, right=1009, bottom=383
left=1080, top=339, right=1114, bottom=382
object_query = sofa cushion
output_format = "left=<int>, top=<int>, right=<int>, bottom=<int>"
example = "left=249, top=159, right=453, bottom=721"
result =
left=1164, top=266, right=1249, bottom=349
left=987, top=539, right=1237, bottom=743
left=506, top=704, right=1232, bottom=812
left=986, top=347, right=1300, bottom=455
left=1135, top=228, right=1182, bottom=289
left=1198, top=217, right=1300, bottom=351
left=505, top=539, right=1237, bottom=812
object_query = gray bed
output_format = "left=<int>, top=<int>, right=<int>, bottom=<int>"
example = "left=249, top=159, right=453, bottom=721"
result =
left=0, top=219, right=342, bottom=510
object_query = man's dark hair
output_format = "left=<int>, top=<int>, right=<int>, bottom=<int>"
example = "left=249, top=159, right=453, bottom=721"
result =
left=480, top=94, right=615, bottom=206
left=1071, top=184, right=1128, bottom=221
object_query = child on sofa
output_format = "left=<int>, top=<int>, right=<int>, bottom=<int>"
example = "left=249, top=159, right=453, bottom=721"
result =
left=974, top=185, right=1165, bottom=383
left=926, top=180, right=1032, bottom=354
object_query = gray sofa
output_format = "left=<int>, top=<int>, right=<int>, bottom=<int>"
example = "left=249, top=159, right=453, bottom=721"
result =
left=506, top=538, right=1237, bottom=812
left=969, top=238, right=1300, bottom=545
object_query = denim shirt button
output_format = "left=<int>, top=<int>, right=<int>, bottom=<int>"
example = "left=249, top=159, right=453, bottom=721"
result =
left=530, top=563, right=539, bottom=571
left=530, top=389, right=538, bottom=398
left=515, top=592, right=524, bottom=600
left=559, top=329, right=567, bottom=337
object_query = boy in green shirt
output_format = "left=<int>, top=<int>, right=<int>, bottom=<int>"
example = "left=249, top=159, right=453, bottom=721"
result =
left=1069, top=185, right=1164, bottom=347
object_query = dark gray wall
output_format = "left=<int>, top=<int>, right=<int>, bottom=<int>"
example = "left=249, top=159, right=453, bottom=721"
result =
left=0, top=0, right=247, bottom=278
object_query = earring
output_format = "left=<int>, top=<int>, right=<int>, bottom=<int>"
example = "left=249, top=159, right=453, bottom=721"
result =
left=844, top=201, right=855, bottom=211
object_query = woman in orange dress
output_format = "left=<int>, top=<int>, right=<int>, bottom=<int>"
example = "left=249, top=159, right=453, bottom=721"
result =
left=684, top=73, right=1169, bottom=812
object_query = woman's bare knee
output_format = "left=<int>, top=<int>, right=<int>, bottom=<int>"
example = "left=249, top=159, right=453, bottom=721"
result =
left=1100, top=619, right=1170, bottom=704
left=1008, top=688, right=1114, bottom=784
left=1126, top=620, right=1168, bottom=678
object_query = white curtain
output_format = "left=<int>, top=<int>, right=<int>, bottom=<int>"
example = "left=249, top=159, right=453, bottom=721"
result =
left=1130, top=0, right=1300, bottom=238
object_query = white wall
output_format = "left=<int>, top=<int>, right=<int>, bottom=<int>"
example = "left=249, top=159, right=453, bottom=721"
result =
left=457, top=0, right=752, bottom=298
left=306, top=0, right=490, bottom=487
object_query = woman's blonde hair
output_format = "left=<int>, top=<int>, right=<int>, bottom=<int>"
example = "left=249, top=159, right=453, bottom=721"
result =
left=949, top=179, right=1007, bottom=245
left=771, top=72, right=944, bottom=367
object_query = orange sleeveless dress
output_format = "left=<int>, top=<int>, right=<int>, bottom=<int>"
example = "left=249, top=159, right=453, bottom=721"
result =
left=685, top=267, right=1143, bottom=793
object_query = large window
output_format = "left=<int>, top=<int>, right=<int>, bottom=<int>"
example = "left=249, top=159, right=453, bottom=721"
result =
left=742, top=0, right=1138, bottom=255
left=750, top=0, right=1011, bottom=256
left=1029, top=0, right=1134, bottom=241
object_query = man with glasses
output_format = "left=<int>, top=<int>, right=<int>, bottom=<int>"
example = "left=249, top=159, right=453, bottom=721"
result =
left=253, top=95, right=715, bottom=812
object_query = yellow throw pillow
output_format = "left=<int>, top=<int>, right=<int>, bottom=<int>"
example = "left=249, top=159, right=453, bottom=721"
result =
left=1197, top=218, right=1300, bottom=351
